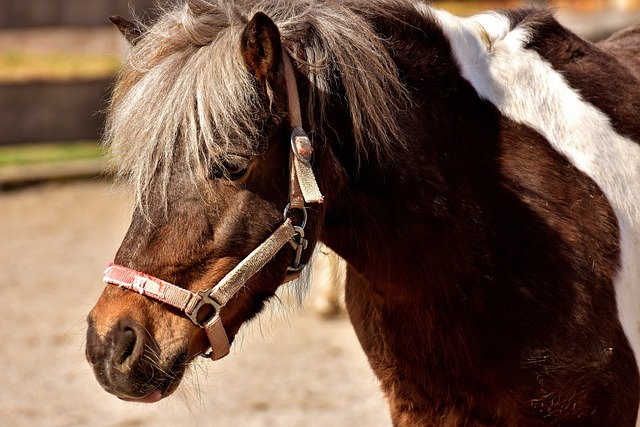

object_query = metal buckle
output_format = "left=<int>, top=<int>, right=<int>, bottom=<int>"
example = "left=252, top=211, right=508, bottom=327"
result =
left=186, top=290, right=222, bottom=328
left=287, top=226, right=308, bottom=273
left=291, top=127, right=312, bottom=164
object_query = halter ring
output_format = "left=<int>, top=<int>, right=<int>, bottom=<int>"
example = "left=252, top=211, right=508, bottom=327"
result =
left=283, top=202, right=308, bottom=229
left=186, top=290, right=222, bottom=327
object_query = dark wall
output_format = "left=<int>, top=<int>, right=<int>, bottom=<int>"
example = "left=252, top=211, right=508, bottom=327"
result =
left=0, top=0, right=165, bottom=28
left=0, top=1, right=175, bottom=144
left=0, top=78, right=112, bottom=144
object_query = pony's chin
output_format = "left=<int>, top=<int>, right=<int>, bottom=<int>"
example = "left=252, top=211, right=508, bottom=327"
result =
left=119, top=390, right=163, bottom=403
left=110, top=352, right=188, bottom=404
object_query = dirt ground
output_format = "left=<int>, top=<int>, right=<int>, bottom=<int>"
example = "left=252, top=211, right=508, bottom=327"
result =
left=0, top=181, right=391, bottom=427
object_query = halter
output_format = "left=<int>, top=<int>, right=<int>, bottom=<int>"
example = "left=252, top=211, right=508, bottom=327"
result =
left=103, top=51, right=324, bottom=360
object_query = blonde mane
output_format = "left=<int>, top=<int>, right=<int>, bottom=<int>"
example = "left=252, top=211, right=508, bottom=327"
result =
left=105, top=0, right=412, bottom=209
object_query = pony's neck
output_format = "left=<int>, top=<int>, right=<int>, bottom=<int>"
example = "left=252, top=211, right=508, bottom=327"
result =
left=319, top=66, right=501, bottom=305
left=308, top=6, right=517, bottom=308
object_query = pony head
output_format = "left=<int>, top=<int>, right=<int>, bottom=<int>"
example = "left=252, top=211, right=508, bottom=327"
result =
left=86, top=5, right=316, bottom=402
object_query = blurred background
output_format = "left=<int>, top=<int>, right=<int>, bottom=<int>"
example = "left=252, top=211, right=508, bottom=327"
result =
left=1, top=0, right=639, bottom=166
left=1, top=1, right=639, bottom=426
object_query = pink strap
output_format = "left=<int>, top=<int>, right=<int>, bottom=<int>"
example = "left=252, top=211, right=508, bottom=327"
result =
left=103, top=264, right=230, bottom=360
left=103, top=264, right=201, bottom=314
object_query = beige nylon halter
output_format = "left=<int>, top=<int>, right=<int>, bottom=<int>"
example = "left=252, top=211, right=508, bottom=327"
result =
left=103, top=51, right=323, bottom=360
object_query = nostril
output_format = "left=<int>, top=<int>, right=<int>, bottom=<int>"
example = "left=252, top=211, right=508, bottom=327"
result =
left=112, top=323, right=144, bottom=372
left=115, top=328, right=137, bottom=367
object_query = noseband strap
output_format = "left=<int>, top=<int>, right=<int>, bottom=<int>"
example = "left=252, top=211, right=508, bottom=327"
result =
left=103, top=50, right=323, bottom=361
left=104, top=219, right=297, bottom=360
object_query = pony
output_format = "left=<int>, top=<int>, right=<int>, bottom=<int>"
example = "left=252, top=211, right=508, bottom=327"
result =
left=85, top=0, right=640, bottom=424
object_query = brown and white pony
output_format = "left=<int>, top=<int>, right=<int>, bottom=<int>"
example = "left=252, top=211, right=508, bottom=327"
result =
left=85, top=1, right=640, bottom=424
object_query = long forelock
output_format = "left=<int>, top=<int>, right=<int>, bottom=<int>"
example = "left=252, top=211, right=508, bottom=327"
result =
left=105, top=0, right=412, bottom=211
left=105, top=4, right=261, bottom=211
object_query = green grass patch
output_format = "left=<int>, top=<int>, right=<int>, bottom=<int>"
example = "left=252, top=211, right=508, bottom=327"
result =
left=0, top=52, right=120, bottom=82
left=0, top=141, right=104, bottom=166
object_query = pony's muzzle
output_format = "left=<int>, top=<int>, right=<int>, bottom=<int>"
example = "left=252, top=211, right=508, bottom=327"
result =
left=85, top=317, right=154, bottom=399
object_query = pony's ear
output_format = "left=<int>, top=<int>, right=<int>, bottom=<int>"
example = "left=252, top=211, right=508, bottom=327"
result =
left=109, top=15, right=145, bottom=46
left=240, top=12, right=282, bottom=86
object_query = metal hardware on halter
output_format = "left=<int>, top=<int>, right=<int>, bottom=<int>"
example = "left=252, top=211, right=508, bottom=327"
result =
left=291, top=127, right=313, bottom=163
left=283, top=202, right=308, bottom=229
left=186, top=290, right=222, bottom=328
left=283, top=202, right=310, bottom=273
left=288, top=226, right=308, bottom=273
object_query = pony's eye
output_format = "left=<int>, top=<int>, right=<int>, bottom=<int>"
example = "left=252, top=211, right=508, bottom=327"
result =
left=211, top=155, right=251, bottom=181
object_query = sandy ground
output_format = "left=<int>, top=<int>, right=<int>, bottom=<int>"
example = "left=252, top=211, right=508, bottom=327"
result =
left=0, top=181, right=391, bottom=427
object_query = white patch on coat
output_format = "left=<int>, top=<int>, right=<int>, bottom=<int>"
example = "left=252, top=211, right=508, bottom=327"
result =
left=426, top=6, right=640, bottom=424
